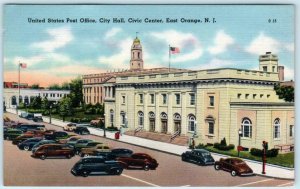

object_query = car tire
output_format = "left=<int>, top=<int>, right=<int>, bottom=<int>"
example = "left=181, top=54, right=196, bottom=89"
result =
left=40, top=155, right=46, bottom=160
left=66, top=154, right=72, bottom=159
left=231, top=170, right=237, bottom=177
left=214, top=164, right=220, bottom=170
left=82, top=170, right=90, bottom=177
left=111, top=168, right=123, bottom=175
left=144, top=164, right=150, bottom=171
left=24, top=145, right=30, bottom=151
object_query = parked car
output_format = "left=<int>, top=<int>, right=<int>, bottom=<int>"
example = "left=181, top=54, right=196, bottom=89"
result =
left=92, top=148, right=133, bottom=160
left=116, top=153, right=158, bottom=171
left=214, top=158, right=254, bottom=176
left=18, top=137, right=43, bottom=151
left=58, top=136, right=81, bottom=145
left=72, top=139, right=94, bottom=154
left=31, top=144, right=75, bottom=160
left=16, top=124, right=45, bottom=132
left=33, top=116, right=43, bottom=122
left=32, top=140, right=57, bottom=153
left=77, top=141, right=103, bottom=155
left=181, top=149, right=215, bottom=165
left=44, top=131, right=69, bottom=141
left=19, top=112, right=34, bottom=120
left=12, top=135, right=34, bottom=145
left=71, top=156, right=123, bottom=177
left=23, top=130, right=45, bottom=137
left=74, top=126, right=90, bottom=135
left=63, top=123, right=77, bottom=131
left=4, top=129, right=23, bottom=140
left=80, top=144, right=111, bottom=157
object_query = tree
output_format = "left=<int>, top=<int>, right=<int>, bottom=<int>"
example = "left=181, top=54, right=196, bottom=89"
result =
left=69, top=77, right=83, bottom=107
left=31, top=84, right=40, bottom=89
left=49, top=84, right=61, bottom=90
left=61, top=82, right=70, bottom=90
left=41, top=97, right=49, bottom=110
left=30, top=96, right=42, bottom=109
left=59, top=96, right=73, bottom=121
left=274, top=84, right=294, bottom=102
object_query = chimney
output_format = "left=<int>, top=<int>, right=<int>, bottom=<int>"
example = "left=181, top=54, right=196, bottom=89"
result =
left=278, top=66, right=284, bottom=81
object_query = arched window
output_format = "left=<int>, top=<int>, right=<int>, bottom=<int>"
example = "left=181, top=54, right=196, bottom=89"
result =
left=149, top=111, right=155, bottom=119
left=241, top=118, right=252, bottom=138
left=188, top=114, right=196, bottom=132
left=173, top=113, right=181, bottom=121
left=274, top=119, right=280, bottom=139
left=11, top=96, right=17, bottom=105
left=138, top=111, right=144, bottom=127
left=110, top=109, right=114, bottom=125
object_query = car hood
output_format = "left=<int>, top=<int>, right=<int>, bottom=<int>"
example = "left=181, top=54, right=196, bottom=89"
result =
left=235, top=164, right=253, bottom=172
left=203, top=156, right=215, bottom=163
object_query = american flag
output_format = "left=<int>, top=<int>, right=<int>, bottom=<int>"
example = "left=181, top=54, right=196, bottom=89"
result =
left=170, top=47, right=180, bottom=54
left=20, top=63, right=27, bottom=68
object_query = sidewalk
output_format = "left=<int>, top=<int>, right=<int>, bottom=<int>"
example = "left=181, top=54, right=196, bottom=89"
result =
left=5, top=108, right=294, bottom=179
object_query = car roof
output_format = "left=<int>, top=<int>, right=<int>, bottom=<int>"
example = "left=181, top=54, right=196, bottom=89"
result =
left=192, top=149, right=210, bottom=153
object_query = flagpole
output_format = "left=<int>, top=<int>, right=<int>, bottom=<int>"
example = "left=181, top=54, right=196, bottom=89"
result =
left=168, top=44, right=170, bottom=72
left=17, top=61, right=20, bottom=115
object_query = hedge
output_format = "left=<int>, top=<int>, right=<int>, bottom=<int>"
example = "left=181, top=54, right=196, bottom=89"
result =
left=250, top=148, right=279, bottom=157
left=213, top=142, right=235, bottom=151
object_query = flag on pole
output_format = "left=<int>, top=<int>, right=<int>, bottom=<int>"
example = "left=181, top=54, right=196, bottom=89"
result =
left=170, top=47, right=180, bottom=54
left=20, top=63, right=27, bottom=68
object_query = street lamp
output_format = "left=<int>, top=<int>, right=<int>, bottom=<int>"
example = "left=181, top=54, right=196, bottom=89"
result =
left=49, top=104, right=52, bottom=124
left=103, top=113, right=106, bottom=138
left=238, top=128, right=243, bottom=157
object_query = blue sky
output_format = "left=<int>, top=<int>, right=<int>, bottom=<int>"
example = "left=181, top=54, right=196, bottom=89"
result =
left=3, top=5, right=294, bottom=86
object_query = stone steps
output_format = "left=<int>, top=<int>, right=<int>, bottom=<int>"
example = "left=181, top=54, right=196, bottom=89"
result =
left=124, top=130, right=189, bottom=146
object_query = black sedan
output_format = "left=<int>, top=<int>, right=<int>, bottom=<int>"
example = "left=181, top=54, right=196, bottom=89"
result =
left=18, top=137, right=43, bottom=151
left=74, top=126, right=90, bottom=135
left=181, top=149, right=215, bottom=165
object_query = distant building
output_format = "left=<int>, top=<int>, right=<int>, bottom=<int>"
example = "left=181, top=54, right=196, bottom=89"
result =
left=4, top=81, right=29, bottom=88
left=3, top=88, right=70, bottom=108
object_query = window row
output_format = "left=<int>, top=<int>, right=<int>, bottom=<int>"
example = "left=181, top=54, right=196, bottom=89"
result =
left=237, top=93, right=270, bottom=99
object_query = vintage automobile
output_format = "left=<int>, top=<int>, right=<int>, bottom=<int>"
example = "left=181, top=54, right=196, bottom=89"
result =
left=31, top=139, right=57, bottom=153
left=17, top=137, right=43, bottom=151
left=12, top=135, right=34, bottom=145
left=33, top=116, right=43, bottom=122
left=4, top=129, right=23, bottom=140
left=116, top=153, right=158, bottom=171
left=181, top=149, right=215, bottom=165
left=16, top=124, right=46, bottom=132
left=58, top=136, right=81, bottom=145
left=31, top=144, right=75, bottom=160
left=214, top=158, right=254, bottom=176
left=73, top=126, right=90, bottom=135
left=72, top=139, right=94, bottom=154
left=44, top=131, right=69, bottom=141
left=63, top=123, right=77, bottom=131
left=71, top=156, right=124, bottom=177
left=80, top=144, right=111, bottom=157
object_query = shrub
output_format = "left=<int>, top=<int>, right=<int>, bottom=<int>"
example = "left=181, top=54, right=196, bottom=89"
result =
left=250, top=148, right=279, bottom=157
left=218, top=144, right=235, bottom=151
left=195, top=143, right=206, bottom=149
left=220, top=137, right=227, bottom=146
left=43, top=110, right=50, bottom=115
left=70, top=118, right=80, bottom=123
left=214, top=142, right=220, bottom=149
left=80, top=117, right=91, bottom=123
left=106, top=126, right=119, bottom=131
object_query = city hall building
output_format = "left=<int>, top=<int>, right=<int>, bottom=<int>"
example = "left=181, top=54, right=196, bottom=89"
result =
left=85, top=37, right=294, bottom=150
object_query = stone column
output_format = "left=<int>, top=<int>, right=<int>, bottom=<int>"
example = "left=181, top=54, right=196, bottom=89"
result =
left=181, top=92, right=187, bottom=135
left=155, top=92, right=160, bottom=132
left=143, top=92, right=149, bottom=131
left=167, top=92, right=173, bottom=134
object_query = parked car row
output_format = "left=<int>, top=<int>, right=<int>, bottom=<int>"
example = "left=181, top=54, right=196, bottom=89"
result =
left=181, top=149, right=254, bottom=177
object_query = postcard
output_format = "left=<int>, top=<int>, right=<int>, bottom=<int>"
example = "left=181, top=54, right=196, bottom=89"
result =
left=3, top=4, right=294, bottom=187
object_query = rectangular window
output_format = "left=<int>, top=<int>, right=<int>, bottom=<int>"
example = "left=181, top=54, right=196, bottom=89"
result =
left=245, top=94, right=249, bottom=99
left=263, top=66, right=267, bottom=72
left=253, top=94, right=257, bottom=99
left=208, top=122, right=214, bottom=134
left=237, top=93, right=241, bottom=99
left=150, top=94, right=155, bottom=104
left=162, top=94, right=167, bottom=104
left=190, top=93, right=195, bottom=105
left=209, top=96, right=214, bottom=106
left=139, top=94, right=143, bottom=104
left=290, top=125, right=294, bottom=137
left=122, top=96, right=125, bottom=104
left=188, top=120, right=195, bottom=132
left=267, top=94, right=270, bottom=98
left=272, top=66, right=275, bottom=72
left=175, top=94, right=181, bottom=105
left=274, top=125, right=280, bottom=138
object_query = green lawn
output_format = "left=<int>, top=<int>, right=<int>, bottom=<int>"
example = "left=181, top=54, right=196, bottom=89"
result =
left=204, top=146, right=294, bottom=168
left=50, top=112, right=101, bottom=122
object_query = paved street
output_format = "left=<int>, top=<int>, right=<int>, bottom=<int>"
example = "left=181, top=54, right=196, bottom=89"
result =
left=3, top=113, right=294, bottom=187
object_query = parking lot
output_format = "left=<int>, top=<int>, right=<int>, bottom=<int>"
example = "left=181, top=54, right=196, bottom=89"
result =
left=3, top=113, right=294, bottom=187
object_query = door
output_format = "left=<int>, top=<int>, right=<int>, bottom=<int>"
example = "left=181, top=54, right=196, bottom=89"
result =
left=149, top=119, right=155, bottom=132
left=174, top=121, right=181, bottom=133
left=161, top=121, right=167, bottom=134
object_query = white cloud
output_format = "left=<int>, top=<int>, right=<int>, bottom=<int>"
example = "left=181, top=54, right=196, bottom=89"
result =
left=192, top=58, right=235, bottom=70
left=283, top=66, right=294, bottom=81
left=285, top=43, right=294, bottom=52
left=245, top=33, right=281, bottom=55
left=149, top=30, right=203, bottom=63
left=98, top=37, right=132, bottom=69
left=12, top=55, right=45, bottom=67
left=104, top=27, right=122, bottom=39
left=31, top=26, right=73, bottom=52
left=208, top=30, right=234, bottom=55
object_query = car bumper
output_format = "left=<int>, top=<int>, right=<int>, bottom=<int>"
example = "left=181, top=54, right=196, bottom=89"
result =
left=204, top=161, right=215, bottom=165
left=240, top=172, right=254, bottom=176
